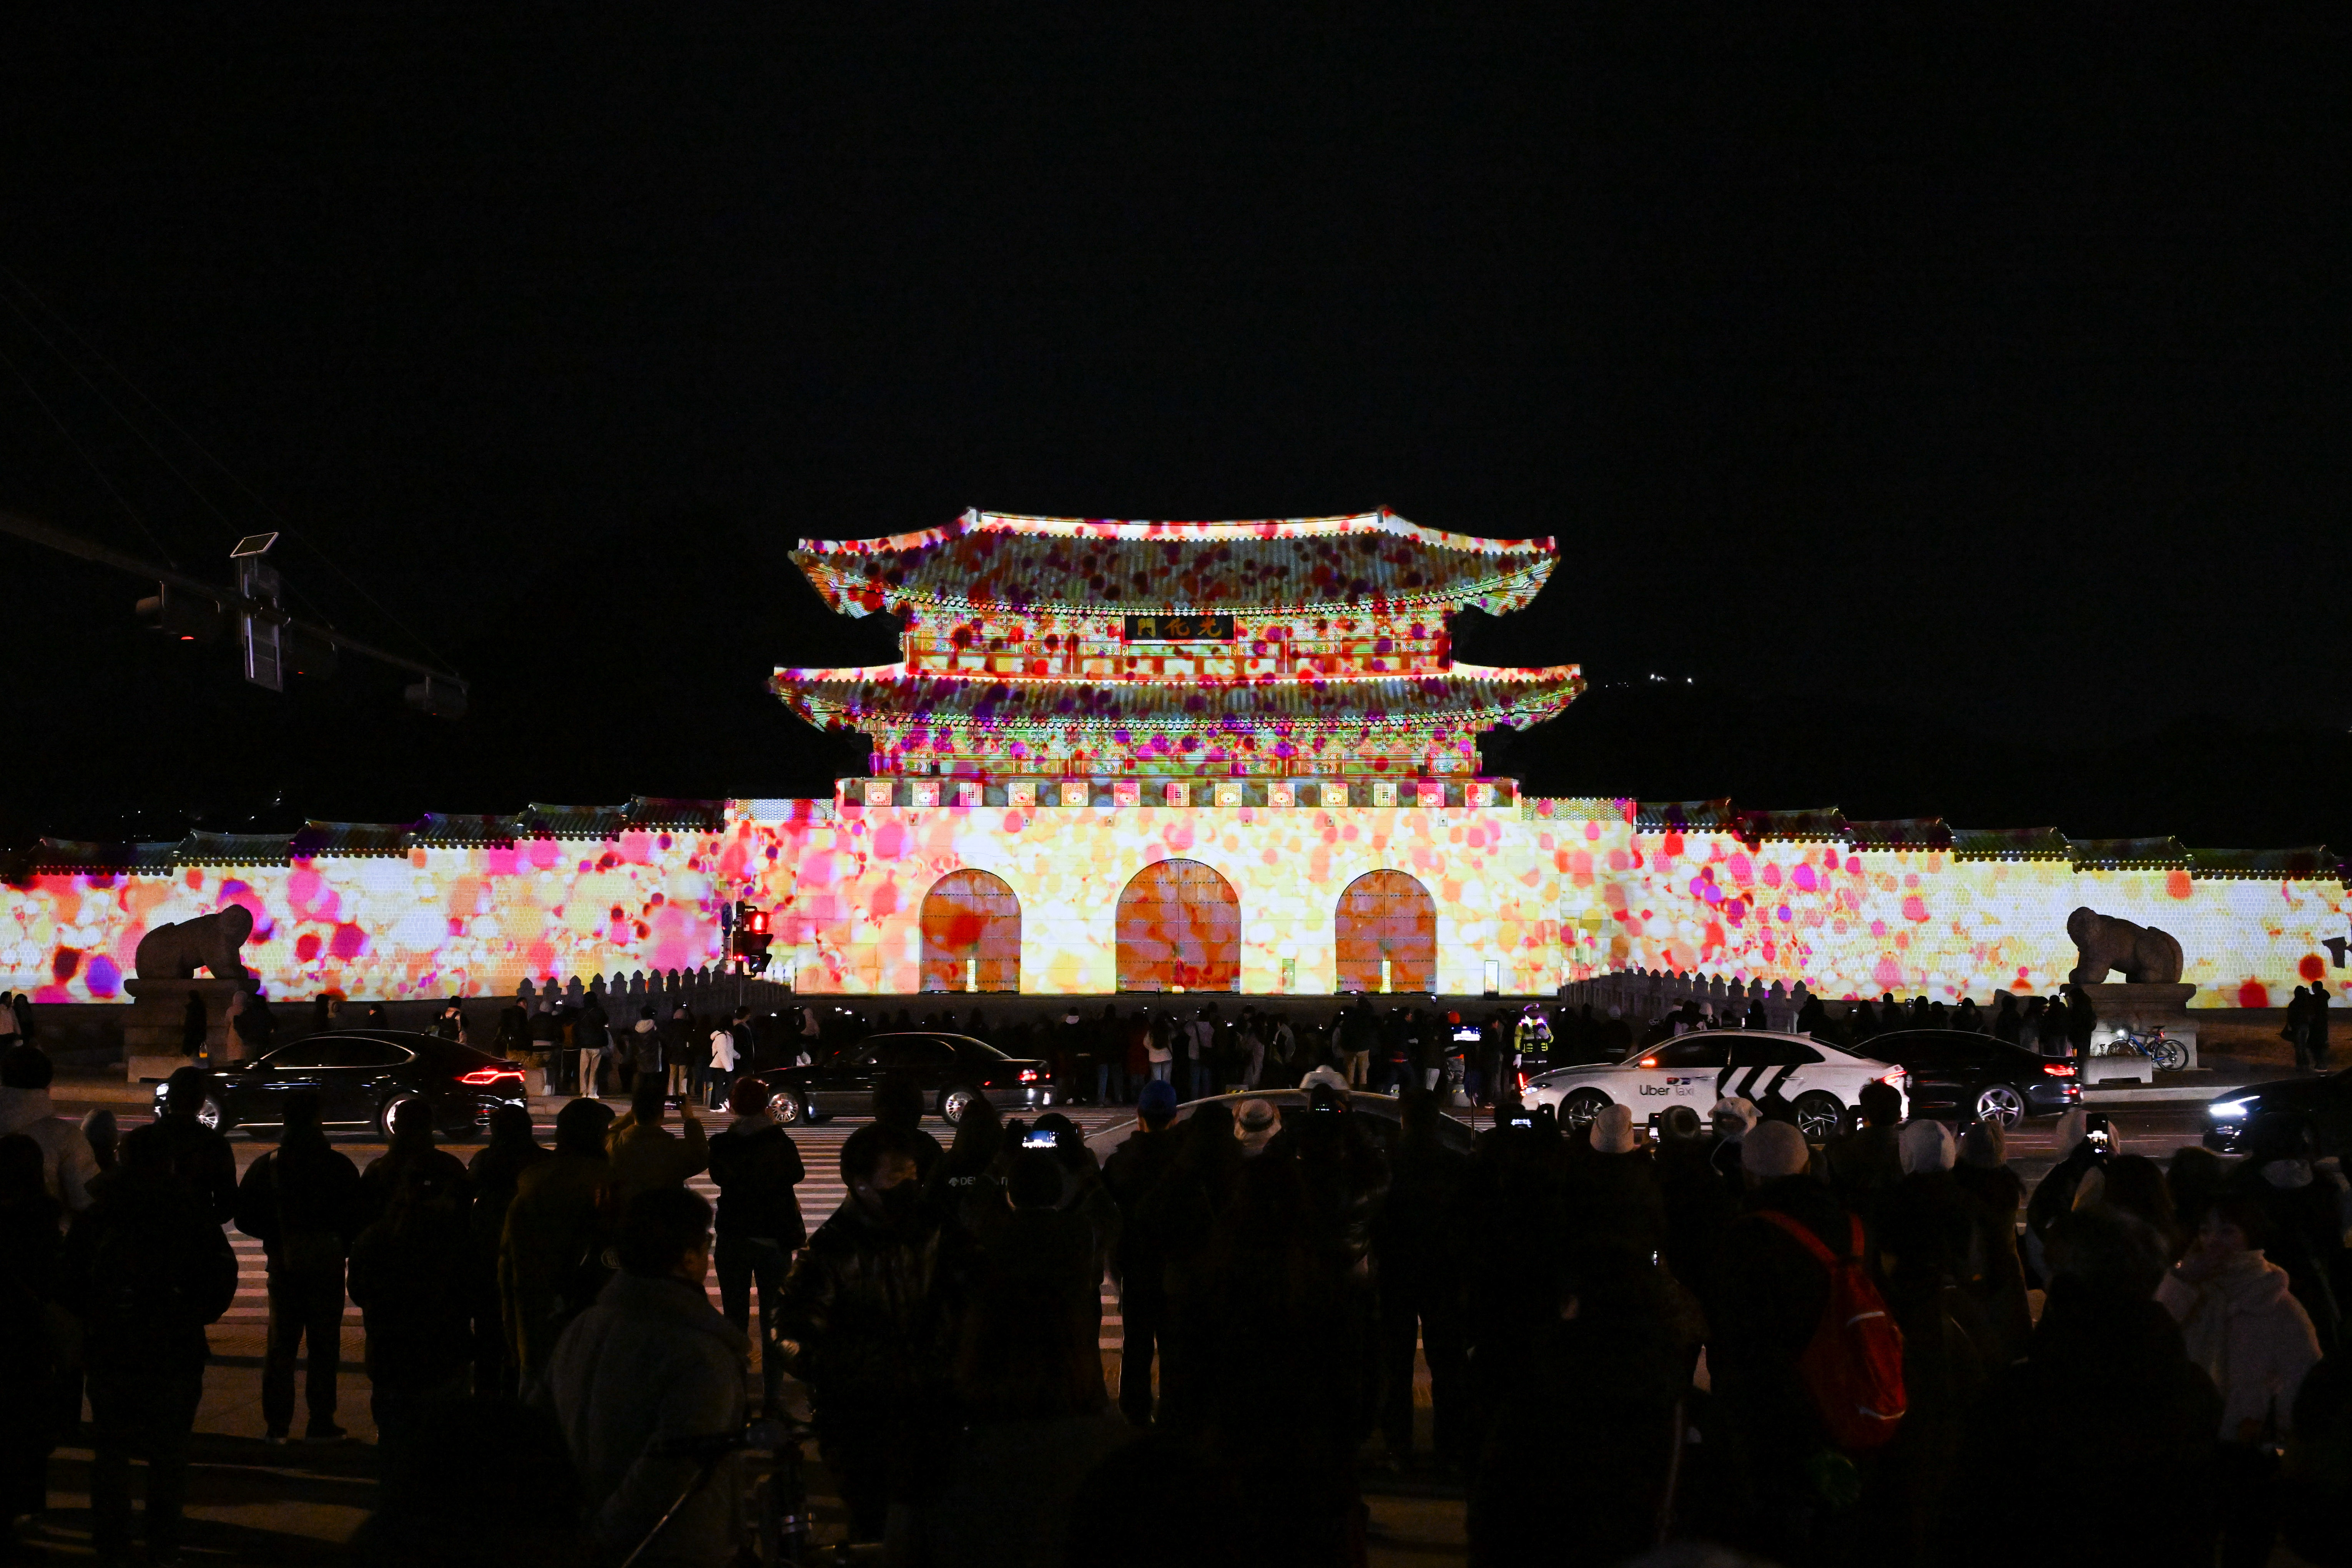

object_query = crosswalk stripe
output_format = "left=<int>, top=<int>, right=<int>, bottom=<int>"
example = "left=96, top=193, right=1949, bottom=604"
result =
left=218, top=1109, right=1139, bottom=1347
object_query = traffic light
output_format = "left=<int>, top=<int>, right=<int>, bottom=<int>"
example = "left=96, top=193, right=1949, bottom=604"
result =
left=135, top=583, right=225, bottom=643
left=404, top=676, right=467, bottom=720
left=726, top=901, right=773, bottom=972
left=286, top=625, right=339, bottom=680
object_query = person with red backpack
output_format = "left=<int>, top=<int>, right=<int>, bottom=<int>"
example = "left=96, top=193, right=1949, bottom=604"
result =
left=1705, top=1119, right=1905, bottom=1565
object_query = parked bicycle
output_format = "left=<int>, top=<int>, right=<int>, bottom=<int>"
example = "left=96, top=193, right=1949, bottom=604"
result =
left=2106, top=1026, right=2189, bottom=1073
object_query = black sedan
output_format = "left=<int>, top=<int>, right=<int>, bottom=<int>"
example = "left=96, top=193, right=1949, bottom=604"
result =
left=2202, top=1069, right=2352, bottom=1155
left=752, top=1032, right=1052, bottom=1126
left=157, top=1029, right=528, bottom=1138
left=1856, top=1029, right=2081, bottom=1128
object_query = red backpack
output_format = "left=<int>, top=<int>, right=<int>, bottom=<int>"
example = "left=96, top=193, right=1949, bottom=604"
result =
left=1752, top=1210, right=1907, bottom=1451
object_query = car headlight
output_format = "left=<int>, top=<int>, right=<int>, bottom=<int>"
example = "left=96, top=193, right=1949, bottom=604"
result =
left=2207, top=1098, right=2254, bottom=1120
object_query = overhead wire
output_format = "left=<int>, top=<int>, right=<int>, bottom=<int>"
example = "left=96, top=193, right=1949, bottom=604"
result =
left=0, top=261, right=457, bottom=670
left=0, top=332, right=183, bottom=570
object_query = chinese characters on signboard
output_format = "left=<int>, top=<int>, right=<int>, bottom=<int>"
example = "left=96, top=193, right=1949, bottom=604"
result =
left=1122, top=614, right=1236, bottom=641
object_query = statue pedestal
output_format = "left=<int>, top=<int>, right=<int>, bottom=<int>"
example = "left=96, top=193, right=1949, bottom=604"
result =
left=122, top=977, right=259, bottom=1082
left=2080, top=982, right=2199, bottom=1079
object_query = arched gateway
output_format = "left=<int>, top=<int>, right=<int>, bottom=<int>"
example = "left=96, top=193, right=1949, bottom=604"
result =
left=1334, top=869, right=1438, bottom=993
left=1115, top=859, right=1240, bottom=992
left=919, top=869, right=1021, bottom=991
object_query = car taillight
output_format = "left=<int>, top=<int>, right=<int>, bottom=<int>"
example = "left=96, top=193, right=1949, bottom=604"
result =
left=2041, top=1063, right=2076, bottom=1077
left=1019, top=1069, right=1039, bottom=1083
left=1516, top=1072, right=1528, bottom=1091
left=459, top=1068, right=524, bottom=1086
left=1876, top=1068, right=1907, bottom=1088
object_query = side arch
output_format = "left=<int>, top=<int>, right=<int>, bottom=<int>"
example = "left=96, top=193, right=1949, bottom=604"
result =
left=1335, top=868, right=1437, bottom=993
left=1115, top=858, right=1240, bottom=992
left=920, top=869, right=1021, bottom=992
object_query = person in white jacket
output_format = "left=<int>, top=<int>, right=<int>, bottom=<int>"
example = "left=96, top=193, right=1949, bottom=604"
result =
left=2158, top=1191, right=2322, bottom=1440
left=0, top=1043, right=100, bottom=1213
left=2158, top=1191, right=2323, bottom=1565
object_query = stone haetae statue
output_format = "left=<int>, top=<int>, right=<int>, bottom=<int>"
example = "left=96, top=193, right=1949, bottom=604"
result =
left=133, top=905, right=256, bottom=982
left=2066, top=906, right=2184, bottom=986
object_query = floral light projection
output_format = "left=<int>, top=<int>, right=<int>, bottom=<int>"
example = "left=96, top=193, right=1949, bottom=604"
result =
left=2, top=515, right=2343, bottom=1007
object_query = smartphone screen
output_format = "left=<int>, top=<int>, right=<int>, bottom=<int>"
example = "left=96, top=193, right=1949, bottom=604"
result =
left=1022, top=1129, right=1059, bottom=1149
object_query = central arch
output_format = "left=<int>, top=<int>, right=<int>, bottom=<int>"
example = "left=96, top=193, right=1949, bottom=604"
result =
left=1116, top=858, right=1240, bottom=992
left=920, top=869, right=1022, bottom=991
left=1335, top=869, right=1437, bottom=993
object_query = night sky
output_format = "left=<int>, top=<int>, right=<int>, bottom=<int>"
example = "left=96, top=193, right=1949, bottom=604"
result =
left=2, top=7, right=2346, bottom=850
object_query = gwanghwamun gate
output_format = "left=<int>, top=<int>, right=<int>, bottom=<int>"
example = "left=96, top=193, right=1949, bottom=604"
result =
left=4, top=512, right=2345, bottom=1016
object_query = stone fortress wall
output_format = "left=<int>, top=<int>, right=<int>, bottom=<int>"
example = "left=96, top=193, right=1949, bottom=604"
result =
left=4, top=794, right=2342, bottom=1008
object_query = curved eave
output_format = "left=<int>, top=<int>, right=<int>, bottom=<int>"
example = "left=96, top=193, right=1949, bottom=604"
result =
left=790, top=507, right=1559, bottom=619
left=772, top=662, right=1583, bottom=734
left=793, top=558, right=1554, bottom=620
left=800, top=506, right=1552, bottom=557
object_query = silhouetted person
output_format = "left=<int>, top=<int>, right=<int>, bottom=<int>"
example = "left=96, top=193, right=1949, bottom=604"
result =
left=1991, top=991, right=2022, bottom=1044
left=885, top=1232, right=1135, bottom=1568
left=500, top=1097, right=618, bottom=1391
left=465, top=1104, right=550, bottom=1396
left=705, top=1077, right=806, bottom=1414
left=0, top=1134, right=63, bottom=1538
left=362, top=1096, right=470, bottom=1228
left=1705, top=1119, right=1854, bottom=1564
left=546, top=1186, right=746, bottom=1566
left=873, top=1077, right=944, bottom=1182
left=1469, top=1243, right=1694, bottom=1566
left=233, top=1089, right=362, bottom=1442
left=1824, top=1079, right=1905, bottom=1225
left=0, top=1043, right=98, bottom=1213
left=1101, top=1079, right=1183, bottom=1424
left=80, top=1106, right=120, bottom=1180
left=1378, top=1091, right=1470, bottom=1468
left=606, top=1080, right=708, bottom=1208
left=60, top=1124, right=238, bottom=1565
left=777, top=1124, right=953, bottom=1542
left=1938, top=1205, right=2220, bottom=1568
left=150, top=1066, right=239, bottom=1224
left=350, top=1158, right=475, bottom=1508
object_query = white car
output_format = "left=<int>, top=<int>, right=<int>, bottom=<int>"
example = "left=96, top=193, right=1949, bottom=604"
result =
left=1524, top=1030, right=1908, bottom=1142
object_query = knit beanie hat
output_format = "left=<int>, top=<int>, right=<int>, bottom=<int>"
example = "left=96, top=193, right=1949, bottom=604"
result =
left=1711, top=1096, right=1760, bottom=1140
left=1591, top=1104, right=1638, bottom=1156
left=1742, top=1120, right=1810, bottom=1180
left=1959, top=1121, right=2006, bottom=1169
left=1899, top=1118, right=1956, bottom=1174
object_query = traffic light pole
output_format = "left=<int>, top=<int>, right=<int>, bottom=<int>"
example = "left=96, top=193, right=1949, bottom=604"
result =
left=0, top=506, right=470, bottom=706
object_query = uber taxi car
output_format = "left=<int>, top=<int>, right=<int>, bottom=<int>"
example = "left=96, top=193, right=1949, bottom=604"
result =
left=1522, top=1030, right=1908, bottom=1142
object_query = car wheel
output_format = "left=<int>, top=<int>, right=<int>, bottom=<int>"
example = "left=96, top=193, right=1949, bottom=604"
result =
left=939, top=1086, right=980, bottom=1125
left=1974, top=1082, right=2027, bottom=1129
left=768, top=1089, right=806, bottom=1126
left=198, top=1095, right=231, bottom=1134
left=377, top=1092, right=427, bottom=1139
left=1560, top=1089, right=1610, bottom=1131
left=1792, top=1092, right=1843, bottom=1142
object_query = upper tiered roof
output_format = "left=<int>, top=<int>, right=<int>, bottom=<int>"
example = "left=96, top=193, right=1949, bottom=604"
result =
left=793, top=509, right=1557, bottom=618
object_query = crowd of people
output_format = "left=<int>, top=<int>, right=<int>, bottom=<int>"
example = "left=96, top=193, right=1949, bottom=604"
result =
left=4, top=990, right=2352, bottom=1566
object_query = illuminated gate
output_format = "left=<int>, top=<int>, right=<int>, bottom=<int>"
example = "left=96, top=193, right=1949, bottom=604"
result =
left=1116, top=859, right=1240, bottom=992
left=919, top=870, right=1021, bottom=991
left=1335, top=869, right=1436, bottom=993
